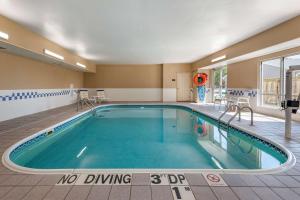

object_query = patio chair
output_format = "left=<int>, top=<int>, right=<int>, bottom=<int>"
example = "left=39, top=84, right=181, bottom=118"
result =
left=237, top=97, right=251, bottom=108
left=78, top=90, right=96, bottom=102
left=214, top=96, right=226, bottom=109
left=94, top=90, right=110, bottom=103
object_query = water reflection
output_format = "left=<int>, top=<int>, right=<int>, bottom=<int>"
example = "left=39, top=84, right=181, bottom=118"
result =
left=167, top=108, right=284, bottom=169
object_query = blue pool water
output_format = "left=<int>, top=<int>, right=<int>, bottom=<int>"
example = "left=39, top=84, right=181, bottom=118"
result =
left=10, top=105, right=287, bottom=169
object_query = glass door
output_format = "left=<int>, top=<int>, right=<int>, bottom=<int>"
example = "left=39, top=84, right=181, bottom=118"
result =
left=260, top=53, right=300, bottom=108
left=284, top=54, right=300, bottom=99
left=261, top=58, right=282, bottom=107
left=213, top=67, right=227, bottom=100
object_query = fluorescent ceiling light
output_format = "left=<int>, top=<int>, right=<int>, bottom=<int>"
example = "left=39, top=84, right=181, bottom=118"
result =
left=44, top=49, right=64, bottom=60
left=0, top=31, right=9, bottom=40
left=211, top=55, right=226, bottom=63
left=76, top=62, right=87, bottom=68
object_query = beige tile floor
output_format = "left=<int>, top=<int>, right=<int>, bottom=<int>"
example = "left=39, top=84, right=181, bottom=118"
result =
left=0, top=102, right=300, bottom=200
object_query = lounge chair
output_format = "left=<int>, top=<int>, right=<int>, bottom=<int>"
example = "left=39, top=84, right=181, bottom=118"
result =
left=94, top=90, right=110, bottom=103
left=77, top=90, right=96, bottom=111
left=79, top=90, right=95, bottom=102
left=237, top=97, right=251, bottom=108
left=214, top=95, right=226, bottom=109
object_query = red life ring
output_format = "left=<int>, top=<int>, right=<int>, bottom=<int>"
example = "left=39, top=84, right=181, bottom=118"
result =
left=193, top=73, right=207, bottom=86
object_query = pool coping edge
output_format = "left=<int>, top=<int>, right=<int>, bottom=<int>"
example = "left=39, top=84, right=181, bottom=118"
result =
left=1, top=103, right=296, bottom=175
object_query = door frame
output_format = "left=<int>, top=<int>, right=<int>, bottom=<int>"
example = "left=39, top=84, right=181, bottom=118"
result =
left=212, top=66, right=227, bottom=101
left=176, top=72, right=192, bottom=102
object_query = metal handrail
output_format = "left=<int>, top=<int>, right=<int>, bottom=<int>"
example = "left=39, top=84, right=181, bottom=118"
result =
left=86, top=98, right=96, bottom=108
left=218, top=104, right=241, bottom=131
left=84, top=99, right=94, bottom=109
left=238, top=106, right=254, bottom=126
left=227, top=106, right=241, bottom=127
left=218, top=104, right=239, bottom=123
left=78, top=98, right=96, bottom=115
left=218, top=106, right=232, bottom=123
left=218, top=105, right=240, bottom=121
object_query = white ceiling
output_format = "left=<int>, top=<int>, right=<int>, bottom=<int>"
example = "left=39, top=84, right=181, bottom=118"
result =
left=0, top=0, right=300, bottom=64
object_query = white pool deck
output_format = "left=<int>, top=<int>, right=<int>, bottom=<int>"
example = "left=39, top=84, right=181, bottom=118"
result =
left=0, top=102, right=300, bottom=200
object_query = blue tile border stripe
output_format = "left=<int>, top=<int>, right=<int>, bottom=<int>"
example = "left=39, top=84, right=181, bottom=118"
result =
left=10, top=110, right=91, bottom=158
left=227, top=88, right=258, bottom=97
left=0, top=89, right=76, bottom=102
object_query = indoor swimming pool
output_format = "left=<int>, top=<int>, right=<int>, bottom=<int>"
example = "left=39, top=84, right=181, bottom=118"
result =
left=4, top=105, right=290, bottom=172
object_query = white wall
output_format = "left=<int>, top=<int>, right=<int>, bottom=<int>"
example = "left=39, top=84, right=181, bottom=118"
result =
left=87, top=88, right=163, bottom=102
left=0, top=88, right=164, bottom=122
left=162, top=88, right=176, bottom=102
left=0, top=89, right=78, bottom=122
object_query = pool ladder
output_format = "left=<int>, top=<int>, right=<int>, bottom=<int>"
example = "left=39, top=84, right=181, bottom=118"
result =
left=77, top=98, right=97, bottom=116
left=218, top=104, right=254, bottom=128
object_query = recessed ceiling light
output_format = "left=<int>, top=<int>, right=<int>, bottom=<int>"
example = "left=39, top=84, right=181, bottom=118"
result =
left=211, top=55, right=226, bottom=63
left=43, top=49, right=64, bottom=60
left=0, top=31, right=9, bottom=40
left=76, top=62, right=87, bottom=68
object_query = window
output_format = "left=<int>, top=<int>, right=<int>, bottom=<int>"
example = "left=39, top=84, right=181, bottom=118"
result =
left=260, top=53, right=300, bottom=108
left=284, top=54, right=300, bottom=99
left=213, top=67, right=227, bottom=100
left=261, top=58, right=282, bottom=107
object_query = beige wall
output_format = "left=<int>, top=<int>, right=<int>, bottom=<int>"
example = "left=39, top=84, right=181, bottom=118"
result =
left=0, top=49, right=193, bottom=91
left=0, top=51, right=83, bottom=89
left=227, top=46, right=300, bottom=89
left=84, top=63, right=192, bottom=89
left=227, top=59, right=259, bottom=88
left=163, top=63, right=192, bottom=88
left=0, top=15, right=96, bottom=72
left=84, top=64, right=163, bottom=88
left=193, top=15, right=300, bottom=69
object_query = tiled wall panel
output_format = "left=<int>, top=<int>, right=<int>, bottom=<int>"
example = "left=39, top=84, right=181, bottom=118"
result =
left=0, top=89, right=78, bottom=121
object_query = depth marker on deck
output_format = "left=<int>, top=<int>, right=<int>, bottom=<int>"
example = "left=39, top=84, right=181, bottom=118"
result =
left=150, top=174, right=189, bottom=185
left=171, top=186, right=196, bottom=200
